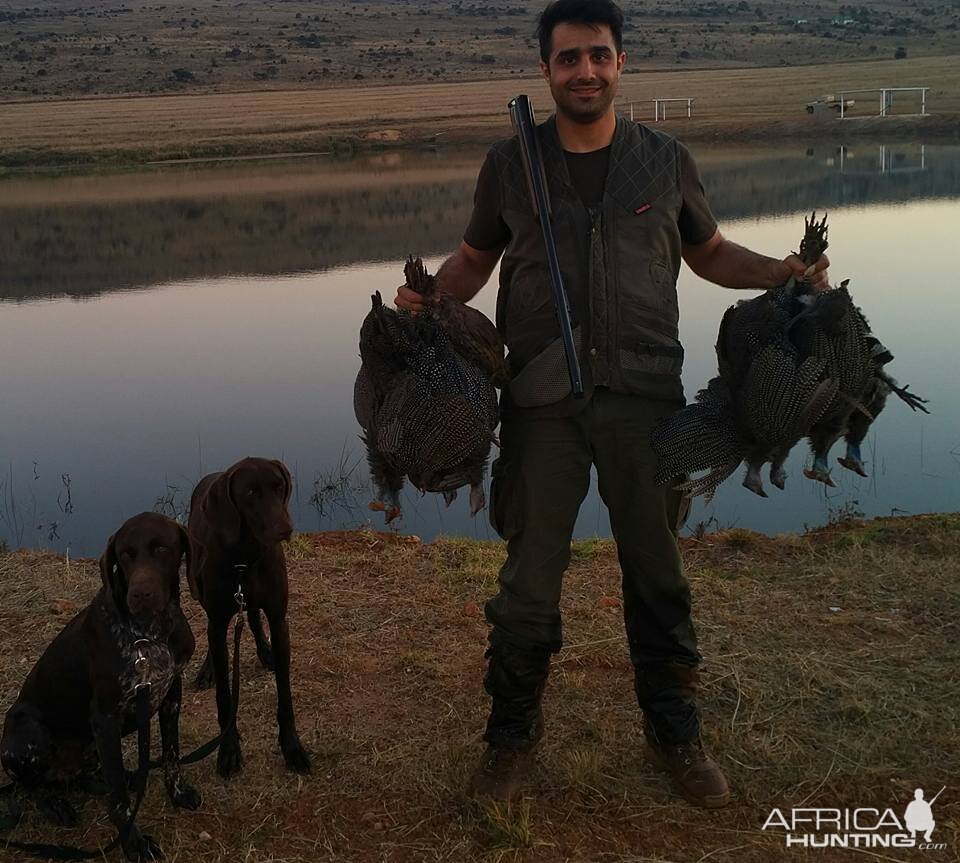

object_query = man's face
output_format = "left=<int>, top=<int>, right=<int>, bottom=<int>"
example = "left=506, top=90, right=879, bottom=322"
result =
left=540, top=21, right=625, bottom=125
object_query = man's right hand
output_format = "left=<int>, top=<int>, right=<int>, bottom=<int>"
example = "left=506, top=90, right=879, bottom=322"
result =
left=393, top=241, right=502, bottom=312
left=394, top=284, right=426, bottom=313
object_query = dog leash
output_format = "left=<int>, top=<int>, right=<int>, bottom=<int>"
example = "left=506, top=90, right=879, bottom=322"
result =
left=1, top=648, right=155, bottom=861
left=148, top=593, right=245, bottom=770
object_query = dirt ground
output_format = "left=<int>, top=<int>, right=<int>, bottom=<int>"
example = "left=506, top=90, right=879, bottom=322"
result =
left=0, top=514, right=958, bottom=861
left=2, top=55, right=958, bottom=169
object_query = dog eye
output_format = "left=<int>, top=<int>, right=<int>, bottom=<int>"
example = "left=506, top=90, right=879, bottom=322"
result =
left=154, top=545, right=168, bottom=554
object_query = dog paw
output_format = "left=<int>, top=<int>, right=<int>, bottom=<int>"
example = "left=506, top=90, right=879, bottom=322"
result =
left=0, top=796, right=23, bottom=830
left=281, top=738, right=311, bottom=775
left=216, top=740, right=244, bottom=778
left=123, top=828, right=163, bottom=861
left=37, top=793, right=78, bottom=827
left=169, top=780, right=202, bottom=810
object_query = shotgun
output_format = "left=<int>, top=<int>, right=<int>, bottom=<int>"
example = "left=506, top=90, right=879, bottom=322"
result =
left=508, top=94, right=584, bottom=399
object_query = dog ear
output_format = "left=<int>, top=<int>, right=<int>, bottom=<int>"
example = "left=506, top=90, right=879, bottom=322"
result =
left=271, top=459, right=293, bottom=503
left=98, top=531, right=125, bottom=610
left=176, top=523, right=193, bottom=599
left=201, top=469, right=241, bottom=542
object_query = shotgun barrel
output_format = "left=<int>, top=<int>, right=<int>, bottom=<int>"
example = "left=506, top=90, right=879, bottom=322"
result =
left=508, top=94, right=584, bottom=399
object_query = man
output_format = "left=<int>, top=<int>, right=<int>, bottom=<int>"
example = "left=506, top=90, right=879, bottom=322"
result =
left=396, top=0, right=829, bottom=808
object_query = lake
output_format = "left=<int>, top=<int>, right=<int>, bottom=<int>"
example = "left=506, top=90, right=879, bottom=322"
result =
left=1, top=140, right=957, bottom=555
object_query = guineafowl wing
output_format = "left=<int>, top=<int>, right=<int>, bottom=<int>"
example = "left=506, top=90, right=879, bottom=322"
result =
left=717, top=291, right=792, bottom=386
left=739, top=347, right=831, bottom=445
left=651, top=377, right=746, bottom=500
left=354, top=364, right=379, bottom=431
left=432, top=295, right=510, bottom=386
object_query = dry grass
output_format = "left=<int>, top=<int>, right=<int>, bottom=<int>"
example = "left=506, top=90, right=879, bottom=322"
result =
left=0, top=514, right=958, bottom=861
left=2, top=55, right=959, bottom=169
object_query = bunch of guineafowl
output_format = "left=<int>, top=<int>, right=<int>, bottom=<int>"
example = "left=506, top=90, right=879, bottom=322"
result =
left=652, top=213, right=929, bottom=501
left=354, top=257, right=508, bottom=522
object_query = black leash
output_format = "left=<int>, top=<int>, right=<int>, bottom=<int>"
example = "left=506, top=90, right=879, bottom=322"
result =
left=1, top=666, right=154, bottom=861
left=148, top=591, right=245, bottom=770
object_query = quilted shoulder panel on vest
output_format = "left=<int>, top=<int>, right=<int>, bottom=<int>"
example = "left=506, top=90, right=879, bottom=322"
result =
left=607, top=122, right=681, bottom=215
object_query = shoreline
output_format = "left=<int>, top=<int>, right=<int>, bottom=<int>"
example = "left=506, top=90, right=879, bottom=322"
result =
left=2, top=511, right=956, bottom=560
left=2, top=113, right=957, bottom=174
left=2, top=56, right=958, bottom=174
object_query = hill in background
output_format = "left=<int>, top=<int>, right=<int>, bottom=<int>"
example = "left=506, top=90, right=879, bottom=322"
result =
left=2, top=0, right=958, bottom=100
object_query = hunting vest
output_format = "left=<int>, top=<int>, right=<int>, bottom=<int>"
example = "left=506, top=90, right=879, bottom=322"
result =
left=491, top=114, right=686, bottom=413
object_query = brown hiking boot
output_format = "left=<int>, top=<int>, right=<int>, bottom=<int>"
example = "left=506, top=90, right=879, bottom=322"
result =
left=644, top=725, right=730, bottom=808
left=468, top=744, right=536, bottom=804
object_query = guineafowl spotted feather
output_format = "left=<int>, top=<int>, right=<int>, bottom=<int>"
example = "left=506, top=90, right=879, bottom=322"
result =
left=354, top=257, right=504, bottom=522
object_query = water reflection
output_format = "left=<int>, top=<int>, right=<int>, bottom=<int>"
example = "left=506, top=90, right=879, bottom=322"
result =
left=0, top=142, right=958, bottom=553
left=836, top=143, right=927, bottom=174
left=3, top=143, right=960, bottom=302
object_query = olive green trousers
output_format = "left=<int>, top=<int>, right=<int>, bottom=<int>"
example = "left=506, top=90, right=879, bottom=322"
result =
left=485, top=388, right=702, bottom=745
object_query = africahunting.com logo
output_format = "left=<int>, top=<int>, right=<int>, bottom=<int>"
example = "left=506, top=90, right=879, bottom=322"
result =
left=763, top=787, right=947, bottom=851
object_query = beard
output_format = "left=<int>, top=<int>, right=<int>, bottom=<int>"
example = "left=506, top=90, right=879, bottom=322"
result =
left=551, top=79, right=618, bottom=124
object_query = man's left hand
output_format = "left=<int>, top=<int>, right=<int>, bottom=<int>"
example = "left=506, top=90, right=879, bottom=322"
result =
left=782, top=253, right=831, bottom=293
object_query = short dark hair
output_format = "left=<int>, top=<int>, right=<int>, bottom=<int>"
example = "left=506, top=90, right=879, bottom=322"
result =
left=536, top=0, right=625, bottom=63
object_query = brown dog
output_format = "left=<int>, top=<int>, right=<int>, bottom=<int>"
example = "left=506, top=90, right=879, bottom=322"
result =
left=0, top=512, right=199, bottom=862
left=187, top=456, right=310, bottom=777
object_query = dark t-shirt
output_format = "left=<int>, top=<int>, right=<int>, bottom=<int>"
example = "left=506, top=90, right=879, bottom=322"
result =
left=464, top=137, right=717, bottom=251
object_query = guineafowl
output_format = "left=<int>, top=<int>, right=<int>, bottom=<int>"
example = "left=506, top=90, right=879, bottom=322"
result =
left=652, top=213, right=928, bottom=501
left=354, top=257, right=505, bottom=522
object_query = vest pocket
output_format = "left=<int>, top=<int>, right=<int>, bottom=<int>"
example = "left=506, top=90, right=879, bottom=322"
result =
left=507, top=327, right=583, bottom=408
left=650, top=260, right=680, bottom=324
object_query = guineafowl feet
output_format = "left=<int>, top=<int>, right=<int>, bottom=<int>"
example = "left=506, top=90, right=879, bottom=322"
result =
left=803, top=455, right=835, bottom=486
left=743, top=465, right=768, bottom=497
left=770, top=464, right=787, bottom=490
left=884, top=376, right=931, bottom=414
left=469, top=483, right=486, bottom=516
left=368, top=500, right=402, bottom=523
left=837, top=456, right=867, bottom=477
left=836, top=442, right=867, bottom=477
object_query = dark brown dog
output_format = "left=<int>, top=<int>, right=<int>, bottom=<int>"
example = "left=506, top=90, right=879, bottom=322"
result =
left=187, top=456, right=310, bottom=777
left=0, top=512, right=199, bottom=862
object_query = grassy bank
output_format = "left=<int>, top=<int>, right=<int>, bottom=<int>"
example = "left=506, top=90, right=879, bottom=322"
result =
left=0, top=513, right=958, bottom=861
left=2, top=56, right=958, bottom=172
